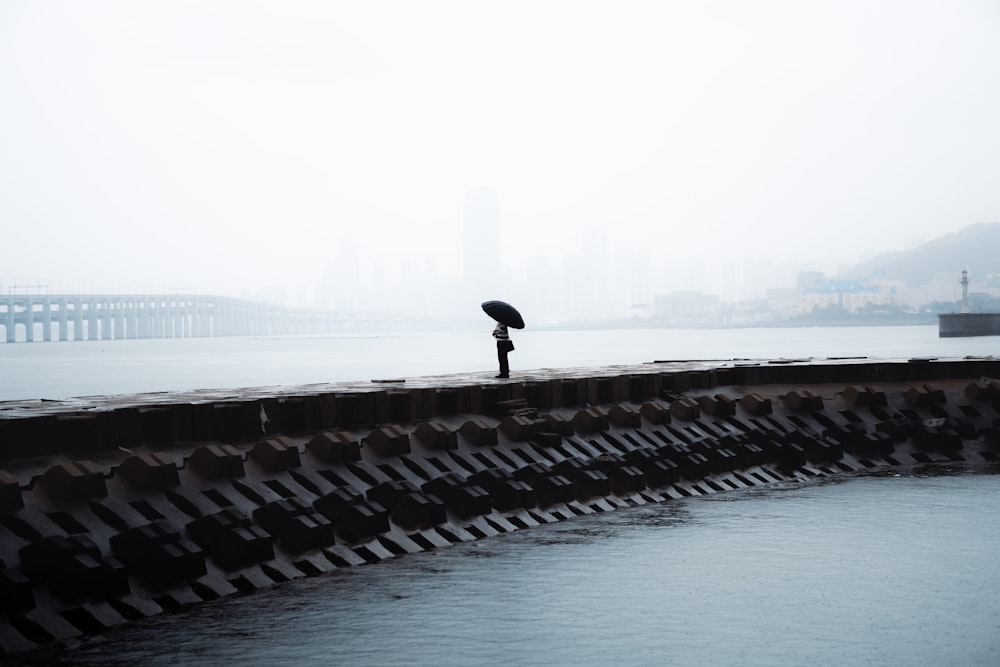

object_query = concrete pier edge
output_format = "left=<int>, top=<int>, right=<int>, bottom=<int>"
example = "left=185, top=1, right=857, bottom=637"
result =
left=1, top=356, right=999, bottom=655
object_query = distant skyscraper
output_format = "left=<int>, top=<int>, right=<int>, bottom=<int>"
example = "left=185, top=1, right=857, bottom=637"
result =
left=462, top=188, right=502, bottom=293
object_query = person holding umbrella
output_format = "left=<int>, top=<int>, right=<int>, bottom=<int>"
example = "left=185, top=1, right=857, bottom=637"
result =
left=492, top=321, right=513, bottom=378
left=482, top=300, right=524, bottom=379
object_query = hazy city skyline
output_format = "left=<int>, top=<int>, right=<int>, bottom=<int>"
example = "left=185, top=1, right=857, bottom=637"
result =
left=3, top=2, right=998, bottom=317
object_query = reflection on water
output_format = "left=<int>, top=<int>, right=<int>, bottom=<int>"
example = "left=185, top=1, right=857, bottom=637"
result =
left=18, top=465, right=1000, bottom=667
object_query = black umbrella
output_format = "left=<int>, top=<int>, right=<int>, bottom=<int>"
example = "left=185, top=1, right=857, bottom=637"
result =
left=481, top=300, right=525, bottom=329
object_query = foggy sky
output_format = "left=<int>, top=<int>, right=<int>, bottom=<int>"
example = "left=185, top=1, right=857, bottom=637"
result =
left=2, top=1, right=998, bottom=316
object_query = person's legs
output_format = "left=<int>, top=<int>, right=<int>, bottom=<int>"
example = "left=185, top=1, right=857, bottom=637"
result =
left=497, top=344, right=509, bottom=377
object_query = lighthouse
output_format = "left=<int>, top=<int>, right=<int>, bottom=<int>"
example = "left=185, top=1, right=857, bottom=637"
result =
left=960, top=270, right=970, bottom=314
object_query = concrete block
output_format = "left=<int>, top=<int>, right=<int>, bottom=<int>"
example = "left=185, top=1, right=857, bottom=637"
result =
left=138, top=404, right=193, bottom=443
left=250, top=436, right=302, bottom=471
left=513, top=462, right=552, bottom=483
left=608, top=465, right=646, bottom=495
left=678, top=452, right=710, bottom=479
left=421, top=472, right=467, bottom=501
left=912, top=424, right=963, bottom=452
left=193, top=401, right=261, bottom=443
left=19, top=534, right=101, bottom=582
left=489, top=479, right=535, bottom=511
left=609, top=404, right=641, bottom=428
left=639, top=400, right=671, bottom=425
left=965, top=380, right=996, bottom=403
left=278, top=513, right=335, bottom=554
left=188, top=444, right=245, bottom=479
left=388, top=391, right=415, bottom=423
left=624, top=448, right=657, bottom=467
left=0, top=567, right=34, bottom=612
left=118, top=453, right=180, bottom=490
left=6, top=414, right=61, bottom=459
left=366, top=425, right=411, bottom=457
left=572, top=407, right=609, bottom=433
left=669, top=397, right=700, bottom=421
left=253, top=497, right=313, bottom=536
left=213, top=525, right=274, bottom=569
left=588, top=453, right=627, bottom=474
left=739, top=394, right=772, bottom=416
left=903, top=384, right=946, bottom=406
left=38, top=461, right=107, bottom=500
left=57, top=414, right=114, bottom=454
left=317, top=393, right=338, bottom=428
left=445, top=485, right=492, bottom=519
left=856, top=431, right=896, bottom=458
left=145, top=539, right=208, bottom=587
left=531, top=474, right=574, bottom=507
left=111, top=525, right=204, bottom=585
left=390, top=492, right=447, bottom=529
left=414, top=422, right=458, bottom=450
left=735, top=443, right=766, bottom=467
left=540, top=413, right=573, bottom=436
left=573, top=469, right=610, bottom=500
left=434, top=388, right=459, bottom=414
left=109, top=521, right=180, bottom=565
left=467, top=468, right=511, bottom=492
left=366, top=480, right=419, bottom=510
left=330, top=394, right=362, bottom=428
left=274, top=397, right=312, bottom=434
left=412, top=388, right=437, bottom=420
left=459, top=419, right=498, bottom=447
left=627, top=374, right=655, bottom=402
left=186, top=508, right=251, bottom=550
left=0, top=469, right=24, bottom=510
left=455, top=385, right=483, bottom=415
left=522, top=381, right=554, bottom=410
left=50, top=553, right=129, bottom=598
left=698, top=394, right=736, bottom=417
left=782, top=390, right=824, bottom=412
left=842, top=385, right=888, bottom=407
left=559, top=378, right=585, bottom=407
left=313, top=487, right=363, bottom=523
left=553, top=457, right=587, bottom=478
left=775, top=442, right=807, bottom=470
left=500, top=415, right=541, bottom=441
left=306, top=431, right=361, bottom=464
left=337, top=501, right=390, bottom=542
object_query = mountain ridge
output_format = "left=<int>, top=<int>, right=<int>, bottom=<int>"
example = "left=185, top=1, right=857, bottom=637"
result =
left=837, top=222, right=1000, bottom=285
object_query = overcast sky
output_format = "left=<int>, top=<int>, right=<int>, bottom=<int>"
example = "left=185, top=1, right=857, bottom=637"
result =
left=2, top=1, right=998, bottom=311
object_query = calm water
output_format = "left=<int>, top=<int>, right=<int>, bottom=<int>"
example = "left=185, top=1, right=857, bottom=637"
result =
left=1, top=325, right=997, bottom=401
left=32, top=468, right=1000, bottom=667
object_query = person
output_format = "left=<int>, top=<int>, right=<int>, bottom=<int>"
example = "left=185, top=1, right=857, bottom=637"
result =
left=492, top=322, right=514, bottom=378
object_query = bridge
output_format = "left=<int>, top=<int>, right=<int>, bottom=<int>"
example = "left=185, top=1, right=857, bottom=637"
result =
left=0, top=294, right=402, bottom=343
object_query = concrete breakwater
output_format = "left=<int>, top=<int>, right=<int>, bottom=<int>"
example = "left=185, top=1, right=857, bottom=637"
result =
left=939, top=313, right=1000, bottom=337
left=1, top=358, right=999, bottom=655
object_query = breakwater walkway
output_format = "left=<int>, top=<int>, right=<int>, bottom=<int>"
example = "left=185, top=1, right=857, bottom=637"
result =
left=1, top=356, right=999, bottom=655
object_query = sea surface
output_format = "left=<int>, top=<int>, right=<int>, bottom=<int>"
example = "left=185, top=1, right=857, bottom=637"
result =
left=3, top=325, right=1000, bottom=665
left=1, top=324, right=997, bottom=402
left=21, top=469, right=1000, bottom=667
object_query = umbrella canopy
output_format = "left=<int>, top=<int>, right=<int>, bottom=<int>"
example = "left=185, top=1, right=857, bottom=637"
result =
left=481, top=300, right=525, bottom=329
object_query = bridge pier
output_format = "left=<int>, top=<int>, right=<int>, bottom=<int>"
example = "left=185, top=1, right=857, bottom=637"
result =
left=1, top=294, right=383, bottom=342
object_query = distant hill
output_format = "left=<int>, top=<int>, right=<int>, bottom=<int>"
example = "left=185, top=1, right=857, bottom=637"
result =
left=837, top=222, right=1000, bottom=285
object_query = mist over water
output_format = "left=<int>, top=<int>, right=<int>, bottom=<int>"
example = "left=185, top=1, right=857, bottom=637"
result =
left=1, top=325, right=997, bottom=402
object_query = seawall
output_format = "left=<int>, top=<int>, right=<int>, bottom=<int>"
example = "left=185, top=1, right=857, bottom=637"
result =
left=938, top=313, right=1000, bottom=337
left=2, top=357, right=999, bottom=654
